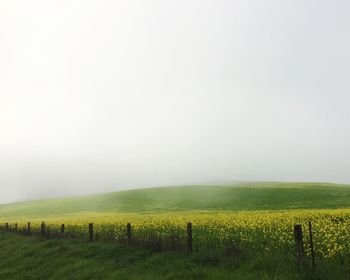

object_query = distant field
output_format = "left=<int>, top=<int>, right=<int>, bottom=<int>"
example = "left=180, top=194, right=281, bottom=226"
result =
left=0, top=182, right=350, bottom=218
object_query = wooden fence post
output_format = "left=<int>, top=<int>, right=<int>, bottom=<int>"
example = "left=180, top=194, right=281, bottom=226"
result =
left=294, top=224, right=304, bottom=266
left=41, top=221, right=46, bottom=236
left=5, top=222, right=8, bottom=232
left=187, top=222, right=193, bottom=252
left=61, top=224, right=65, bottom=235
left=27, top=222, right=31, bottom=235
left=308, top=221, right=315, bottom=267
left=89, top=223, right=93, bottom=242
left=127, top=223, right=132, bottom=243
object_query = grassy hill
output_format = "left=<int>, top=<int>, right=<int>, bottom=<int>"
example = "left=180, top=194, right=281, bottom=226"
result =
left=1, top=183, right=350, bottom=280
left=1, top=182, right=350, bottom=218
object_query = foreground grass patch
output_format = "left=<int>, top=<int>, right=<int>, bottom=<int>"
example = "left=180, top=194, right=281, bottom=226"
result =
left=0, top=232, right=349, bottom=280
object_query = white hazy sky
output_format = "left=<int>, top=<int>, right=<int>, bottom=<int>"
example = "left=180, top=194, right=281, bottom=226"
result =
left=1, top=0, right=350, bottom=203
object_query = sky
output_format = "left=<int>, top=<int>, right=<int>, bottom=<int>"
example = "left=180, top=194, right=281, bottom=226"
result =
left=0, top=0, right=350, bottom=203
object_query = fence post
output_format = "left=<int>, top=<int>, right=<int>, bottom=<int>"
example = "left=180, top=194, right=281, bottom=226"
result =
left=15, top=223, right=18, bottom=233
left=308, top=221, right=315, bottom=268
left=187, top=222, right=193, bottom=252
left=61, top=224, right=65, bottom=235
left=41, top=221, right=46, bottom=236
left=27, top=222, right=31, bottom=235
left=127, top=223, right=132, bottom=243
left=5, top=222, right=8, bottom=232
left=89, top=223, right=93, bottom=242
left=294, top=224, right=304, bottom=266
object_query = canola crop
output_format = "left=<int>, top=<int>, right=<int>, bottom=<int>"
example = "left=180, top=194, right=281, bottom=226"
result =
left=2, top=209, right=350, bottom=259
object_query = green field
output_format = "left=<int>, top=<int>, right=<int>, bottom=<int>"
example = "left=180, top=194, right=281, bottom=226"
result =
left=0, top=232, right=330, bottom=280
left=1, top=182, right=350, bottom=218
left=1, top=182, right=350, bottom=279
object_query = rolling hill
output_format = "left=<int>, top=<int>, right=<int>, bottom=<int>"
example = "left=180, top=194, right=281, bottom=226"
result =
left=1, top=182, right=350, bottom=218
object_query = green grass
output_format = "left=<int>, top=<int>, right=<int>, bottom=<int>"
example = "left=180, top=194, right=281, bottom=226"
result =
left=0, top=231, right=348, bottom=280
left=1, top=182, right=350, bottom=218
left=2, top=182, right=350, bottom=279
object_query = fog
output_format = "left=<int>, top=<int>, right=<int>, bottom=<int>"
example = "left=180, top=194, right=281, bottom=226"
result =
left=0, top=0, right=350, bottom=203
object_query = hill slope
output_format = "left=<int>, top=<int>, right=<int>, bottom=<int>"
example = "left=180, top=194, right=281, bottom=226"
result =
left=1, top=182, right=350, bottom=218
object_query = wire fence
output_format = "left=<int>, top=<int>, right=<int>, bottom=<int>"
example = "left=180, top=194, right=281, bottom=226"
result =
left=0, top=220, right=323, bottom=267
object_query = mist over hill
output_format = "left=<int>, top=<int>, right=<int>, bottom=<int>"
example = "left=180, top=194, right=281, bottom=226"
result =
left=1, top=182, right=350, bottom=218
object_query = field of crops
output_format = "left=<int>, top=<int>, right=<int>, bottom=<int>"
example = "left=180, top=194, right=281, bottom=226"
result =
left=2, top=208, right=350, bottom=260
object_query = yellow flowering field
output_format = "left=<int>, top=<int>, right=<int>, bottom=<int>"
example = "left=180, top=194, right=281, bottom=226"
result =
left=2, top=208, right=350, bottom=259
